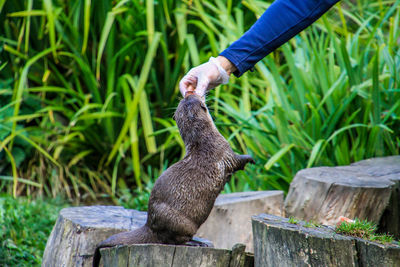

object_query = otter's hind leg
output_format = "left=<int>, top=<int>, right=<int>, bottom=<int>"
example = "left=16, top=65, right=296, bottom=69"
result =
left=149, top=203, right=198, bottom=244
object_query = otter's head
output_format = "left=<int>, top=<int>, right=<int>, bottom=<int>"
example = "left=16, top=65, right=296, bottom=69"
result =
left=174, top=94, right=215, bottom=145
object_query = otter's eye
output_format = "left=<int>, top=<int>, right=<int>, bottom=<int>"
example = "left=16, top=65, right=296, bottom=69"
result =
left=200, top=103, right=207, bottom=111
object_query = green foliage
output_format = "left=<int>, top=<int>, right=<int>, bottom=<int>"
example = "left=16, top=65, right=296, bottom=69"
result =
left=335, top=218, right=395, bottom=244
left=117, top=180, right=153, bottom=211
left=303, top=220, right=320, bottom=228
left=288, top=216, right=299, bottom=224
left=0, top=0, right=399, bottom=202
left=0, top=0, right=191, bottom=201
left=336, top=219, right=376, bottom=239
left=0, top=194, right=67, bottom=266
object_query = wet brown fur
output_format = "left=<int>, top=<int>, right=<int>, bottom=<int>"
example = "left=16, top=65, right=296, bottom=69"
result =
left=93, top=95, right=254, bottom=266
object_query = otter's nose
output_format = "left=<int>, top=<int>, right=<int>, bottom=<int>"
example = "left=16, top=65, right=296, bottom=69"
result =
left=185, top=90, right=196, bottom=97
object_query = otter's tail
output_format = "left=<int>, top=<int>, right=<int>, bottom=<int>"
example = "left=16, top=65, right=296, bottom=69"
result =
left=92, top=246, right=102, bottom=267
left=92, top=225, right=159, bottom=267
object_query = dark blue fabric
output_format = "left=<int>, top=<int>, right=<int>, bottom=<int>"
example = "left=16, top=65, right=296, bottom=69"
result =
left=220, top=0, right=340, bottom=77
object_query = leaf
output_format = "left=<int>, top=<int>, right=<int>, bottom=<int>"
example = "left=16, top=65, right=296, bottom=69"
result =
left=307, top=139, right=325, bottom=168
left=96, top=6, right=128, bottom=80
left=264, top=144, right=295, bottom=171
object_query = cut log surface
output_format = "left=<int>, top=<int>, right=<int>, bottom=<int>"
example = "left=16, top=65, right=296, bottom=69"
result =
left=350, top=156, right=400, bottom=176
left=285, top=156, right=400, bottom=227
left=100, top=243, right=254, bottom=267
left=42, top=206, right=146, bottom=267
left=252, top=213, right=400, bottom=267
left=197, top=191, right=284, bottom=252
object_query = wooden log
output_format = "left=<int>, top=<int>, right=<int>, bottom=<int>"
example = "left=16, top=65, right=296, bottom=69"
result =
left=197, top=191, right=284, bottom=252
left=252, top=213, right=400, bottom=267
left=100, top=243, right=254, bottom=267
left=42, top=206, right=147, bottom=267
left=284, top=163, right=395, bottom=225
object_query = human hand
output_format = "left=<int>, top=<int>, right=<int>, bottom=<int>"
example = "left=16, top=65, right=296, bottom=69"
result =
left=179, top=56, right=236, bottom=97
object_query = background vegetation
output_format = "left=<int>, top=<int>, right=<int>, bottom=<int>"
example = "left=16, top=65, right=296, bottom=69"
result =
left=1, top=0, right=399, bottom=200
left=0, top=194, right=66, bottom=266
left=0, top=0, right=399, bottom=265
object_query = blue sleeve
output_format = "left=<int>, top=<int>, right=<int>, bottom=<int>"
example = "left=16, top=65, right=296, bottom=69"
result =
left=220, top=0, right=340, bottom=77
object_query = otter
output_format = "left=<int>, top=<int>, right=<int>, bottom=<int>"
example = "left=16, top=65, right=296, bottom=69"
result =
left=93, top=93, right=254, bottom=267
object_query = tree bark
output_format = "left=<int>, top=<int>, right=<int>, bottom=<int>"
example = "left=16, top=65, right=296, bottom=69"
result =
left=356, top=238, right=400, bottom=267
left=252, top=214, right=357, bottom=267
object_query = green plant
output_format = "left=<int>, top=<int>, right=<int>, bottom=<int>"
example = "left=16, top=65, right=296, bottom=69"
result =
left=335, top=218, right=395, bottom=244
left=0, top=0, right=190, bottom=201
left=370, top=234, right=395, bottom=244
left=303, top=220, right=320, bottom=228
left=0, top=194, right=67, bottom=266
left=288, top=216, right=299, bottom=224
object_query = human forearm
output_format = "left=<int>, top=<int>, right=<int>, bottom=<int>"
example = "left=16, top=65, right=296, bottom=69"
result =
left=220, top=0, right=340, bottom=77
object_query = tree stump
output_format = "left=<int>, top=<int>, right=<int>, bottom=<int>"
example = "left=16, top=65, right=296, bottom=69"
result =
left=284, top=156, right=400, bottom=226
left=42, top=206, right=147, bottom=267
left=197, top=191, right=284, bottom=252
left=350, top=156, right=400, bottom=238
left=100, top=243, right=254, bottom=267
left=252, top=213, right=400, bottom=267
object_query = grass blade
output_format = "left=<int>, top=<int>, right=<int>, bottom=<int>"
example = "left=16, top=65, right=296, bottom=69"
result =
left=81, top=0, right=91, bottom=54
left=43, top=0, right=57, bottom=61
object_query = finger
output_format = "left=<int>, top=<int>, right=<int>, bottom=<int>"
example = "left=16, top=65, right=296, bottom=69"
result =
left=179, top=74, right=198, bottom=96
left=179, top=78, right=191, bottom=97
left=187, top=84, right=195, bottom=92
left=184, top=84, right=196, bottom=97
